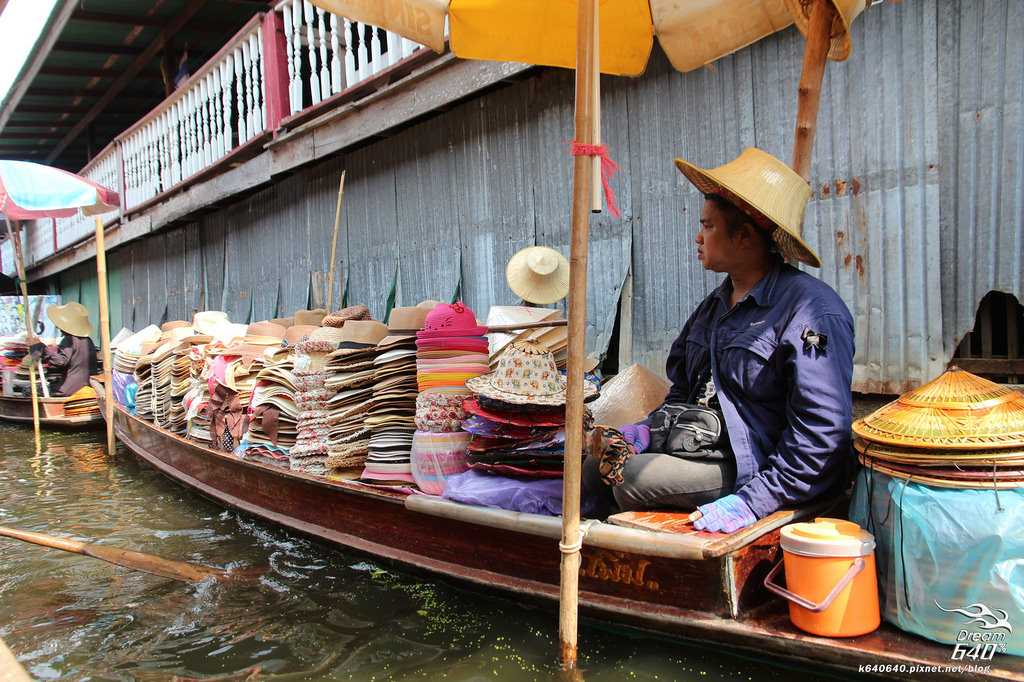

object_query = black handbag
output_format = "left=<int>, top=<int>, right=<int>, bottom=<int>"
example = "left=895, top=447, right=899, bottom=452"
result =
left=647, top=372, right=731, bottom=460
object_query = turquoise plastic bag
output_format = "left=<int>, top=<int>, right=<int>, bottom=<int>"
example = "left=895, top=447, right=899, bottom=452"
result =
left=850, top=468, right=1023, bottom=657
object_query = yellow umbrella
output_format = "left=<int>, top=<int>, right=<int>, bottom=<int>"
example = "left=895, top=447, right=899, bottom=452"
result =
left=311, top=0, right=867, bottom=670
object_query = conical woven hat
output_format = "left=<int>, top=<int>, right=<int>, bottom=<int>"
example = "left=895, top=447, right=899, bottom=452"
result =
left=783, top=0, right=868, bottom=62
left=675, top=148, right=820, bottom=268
left=853, top=368, right=1024, bottom=450
left=47, top=302, right=92, bottom=337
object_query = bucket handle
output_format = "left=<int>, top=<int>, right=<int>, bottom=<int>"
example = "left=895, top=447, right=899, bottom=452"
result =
left=763, top=557, right=865, bottom=613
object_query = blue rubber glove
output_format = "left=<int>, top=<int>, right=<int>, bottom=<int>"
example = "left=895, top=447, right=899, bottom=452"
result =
left=618, top=423, right=651, bottom=453
left=693, top=494, right=757, bottom=533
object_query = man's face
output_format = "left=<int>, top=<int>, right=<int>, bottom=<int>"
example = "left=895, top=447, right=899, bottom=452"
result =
left=695, top=199, right=741, bottom=273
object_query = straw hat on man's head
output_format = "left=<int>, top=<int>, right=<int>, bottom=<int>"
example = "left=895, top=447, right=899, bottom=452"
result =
left=506, top=246, right=570, bottom=304
left=674, top=147, right=820, bottom=268
left=47, top=302, right=92, bottom=337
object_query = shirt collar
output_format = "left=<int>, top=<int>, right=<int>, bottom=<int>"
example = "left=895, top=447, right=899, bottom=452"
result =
left=715, top=259, right=783, bottom=309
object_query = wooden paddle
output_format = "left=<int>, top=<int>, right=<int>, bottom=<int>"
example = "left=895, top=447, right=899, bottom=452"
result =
left=0, top=526, right=239, bottom=583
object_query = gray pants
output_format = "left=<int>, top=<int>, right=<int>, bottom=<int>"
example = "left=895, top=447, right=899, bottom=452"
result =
left=582, top=452, right=736, bottom=519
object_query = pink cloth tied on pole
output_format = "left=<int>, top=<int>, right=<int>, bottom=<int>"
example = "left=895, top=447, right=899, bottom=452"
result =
left=570, top=141, right=622, bottom=219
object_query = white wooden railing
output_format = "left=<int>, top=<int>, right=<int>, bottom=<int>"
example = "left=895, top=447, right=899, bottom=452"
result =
left=53, top=143, right=122, bottom=251
left=122, top=16, right=267, bottom=211
left=4, top=6, right=437, bottom=276
left=275, top=0, right=423, bottom=114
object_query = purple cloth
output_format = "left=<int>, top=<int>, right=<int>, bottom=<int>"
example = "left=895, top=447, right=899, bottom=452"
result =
left=651, top=262, right=854, bottom=519
left=619, top=424, right=650, bottom=453
left=112, top=370, right=136, bottom=411
left=442, top=470, right=597, bottom=517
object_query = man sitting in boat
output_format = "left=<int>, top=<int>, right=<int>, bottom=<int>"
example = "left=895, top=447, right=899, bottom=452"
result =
left=584, top=148, right=855, bottom=534
left=29, top=302, right=99, bottom=397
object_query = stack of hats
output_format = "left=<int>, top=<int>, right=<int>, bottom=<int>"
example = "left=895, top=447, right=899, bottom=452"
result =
left=405, top=302, right=490, bottom=491
left=290, top=326, right=346, bottom=475
left=461, top=341, right=598, bottom=478
left=168, top=344, right=194, bottom=433
left=414, top=302, right=490, bottom=393
left=62, top=385, right=100, bottom=417
left=853, top=367, right=1024, bottom=489
left=132, top=344, right=157, bottom=422
left=238, top=326, right=310, bottom=467
left=147, top=322, right=196, bottom=430
left=202, top=322, right=283, bottom=452
left=358, top=308, right=426, bottom=485
left=322, top=320, right=389, bottom=476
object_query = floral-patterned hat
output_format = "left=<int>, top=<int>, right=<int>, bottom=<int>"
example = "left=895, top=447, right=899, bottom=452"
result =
left=465, top=341, right=598, bottom=406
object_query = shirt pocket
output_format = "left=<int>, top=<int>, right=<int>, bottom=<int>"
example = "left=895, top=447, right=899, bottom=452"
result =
left=685, top=322, right=712, bottom=381
left=721, top=326, right=781, bottom=401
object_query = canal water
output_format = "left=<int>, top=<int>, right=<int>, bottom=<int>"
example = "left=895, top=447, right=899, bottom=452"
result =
left=0, top=425, right=857, bottom=681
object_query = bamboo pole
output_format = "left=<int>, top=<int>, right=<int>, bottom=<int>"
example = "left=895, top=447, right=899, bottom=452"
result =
left=559, top=0, right=597, bottom=670
left=791, top=0, right=837, bottom=180
left=590, top=6, right=601, bottom=213
left=325, top=171, right=347, bottom=313
left=94, top=216, right=115, bottom=455
left=4, top=217, right=41, bottom=455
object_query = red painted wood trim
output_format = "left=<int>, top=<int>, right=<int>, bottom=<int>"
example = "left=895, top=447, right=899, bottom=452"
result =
left=261, top=11, right=290, bottom=133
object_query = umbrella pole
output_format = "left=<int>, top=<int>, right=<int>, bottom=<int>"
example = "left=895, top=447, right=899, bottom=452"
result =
left=559, top=0, right=597, bottom=671
left=4, top=217, right=41, bottom=454
left=94, top=216, right=115, bottom=454
left=791, top=0, right=836, bottom=180
left=325, top=171, right=347, bottom=312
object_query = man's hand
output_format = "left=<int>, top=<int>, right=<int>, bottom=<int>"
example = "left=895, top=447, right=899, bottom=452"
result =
left=693, top=494, right=757, bottom=533
left=28, top=342, right=45, bottom=361
left=618, top=423, right=651, bottom=454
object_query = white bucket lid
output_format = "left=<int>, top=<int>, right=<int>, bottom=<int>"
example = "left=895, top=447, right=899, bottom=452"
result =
left=780, top=517, right=876, bottom=558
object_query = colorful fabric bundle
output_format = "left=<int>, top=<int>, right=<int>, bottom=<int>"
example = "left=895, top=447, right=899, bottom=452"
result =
left=410, top=430, right=471, bottom=494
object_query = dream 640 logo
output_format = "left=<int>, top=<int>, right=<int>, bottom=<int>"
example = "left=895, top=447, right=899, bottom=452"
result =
left=935, top=601, right=1012, bottom=661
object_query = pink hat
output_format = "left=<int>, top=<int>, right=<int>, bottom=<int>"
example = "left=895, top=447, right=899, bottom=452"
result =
left=416, top=302, right=488, bottom=339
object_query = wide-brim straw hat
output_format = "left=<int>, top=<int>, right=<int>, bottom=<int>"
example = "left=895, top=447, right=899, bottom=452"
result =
left=284, top=324, right=317, bottom=345
left=161, top=320, right=190, bottom=332
left=465, top=341, right=597, bottom=406
left=247, top=321, right=287, bottom=342
left=506, top=246, right=570, bottom=304
left=853, top=367, right=1024, bottom=451
left=783, top=0, right=867, bottom=62
left=674, top=147, right=820, bottom=268
left=47, top=302, right=92, bottom=337
left=322, top=305, right=371, bottom=328
left=338, top=320, right=389, bottom=346
left=271, top=317, right=294, bottom=328
left=193, top=310, right=230, bottom=336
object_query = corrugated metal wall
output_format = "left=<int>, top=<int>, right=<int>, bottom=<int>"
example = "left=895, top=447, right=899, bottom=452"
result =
left=47, top=0, right=1023, bottom=393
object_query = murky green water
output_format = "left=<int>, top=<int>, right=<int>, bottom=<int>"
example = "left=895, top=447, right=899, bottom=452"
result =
left=0, top=425, right=857, bottom=681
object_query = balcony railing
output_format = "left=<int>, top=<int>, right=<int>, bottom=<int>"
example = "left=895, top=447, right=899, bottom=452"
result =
left=5, top=3, right=430, bottom=273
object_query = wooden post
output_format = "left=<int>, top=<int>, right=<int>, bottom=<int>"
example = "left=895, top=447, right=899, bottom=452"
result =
left=559, top=0, right=597, bottom=670
left=4, top=218, right=41, bottom=454
left=790, top=0, right=836, bottom=180
left=94, top=216, right=116, bottom=455
left=325, top=171, right=346, bottom=312
left=261, top=10, right=292, bottom=133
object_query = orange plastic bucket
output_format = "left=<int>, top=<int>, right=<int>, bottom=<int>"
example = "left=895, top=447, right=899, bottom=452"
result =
left=764, top=518, right=880, bottom=637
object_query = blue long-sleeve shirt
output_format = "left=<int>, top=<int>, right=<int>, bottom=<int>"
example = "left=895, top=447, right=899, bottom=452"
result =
left=657, top=261, right=855, bottom=518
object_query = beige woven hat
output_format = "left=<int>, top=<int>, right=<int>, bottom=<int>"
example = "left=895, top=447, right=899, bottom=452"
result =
left=784, top=0, right=867, bottom=62
left=160, top=320, right=190, bottom=332
left=338, top=320, right=389, bottom=346
left=294, top=308, right=327, bottom=326
left=309, top=326, right=347, bottom=345
left=47, top=302, right=92, bottom=337
left=674, top=147, right=820, bottom=268
left=506, top=246, right=570, bottom=304
left=284, top=324, right=316, bottom=345
left=387, top=306, right=428, bottom=331
left=246, top=320, right=287, bottom=343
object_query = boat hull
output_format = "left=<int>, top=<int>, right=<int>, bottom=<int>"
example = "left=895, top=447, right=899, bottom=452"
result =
left=0, top=395, right=103, bottom=428
left=107, top=404, right=1024, bottom=681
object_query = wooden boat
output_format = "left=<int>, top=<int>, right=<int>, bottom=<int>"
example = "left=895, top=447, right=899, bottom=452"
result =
left=98, top=388, right=1023, bottom=681
left=0, top=394, right=103, bottom=427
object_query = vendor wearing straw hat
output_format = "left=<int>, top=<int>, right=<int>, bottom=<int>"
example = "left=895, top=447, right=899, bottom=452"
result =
left=29, top=302, right=100, bottom=397
left=584, top=148, right=854, bottom=533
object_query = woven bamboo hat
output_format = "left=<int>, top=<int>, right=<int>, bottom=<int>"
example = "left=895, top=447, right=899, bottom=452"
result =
left=506, top=246, right=570, bottom=304
left=853, top=368, right=1024, bottom=450
left=47, top=302, right=91, bottom=337
left=784, top=0, right=867, bottom=62
left=675, top=147, right=820, bottom=268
